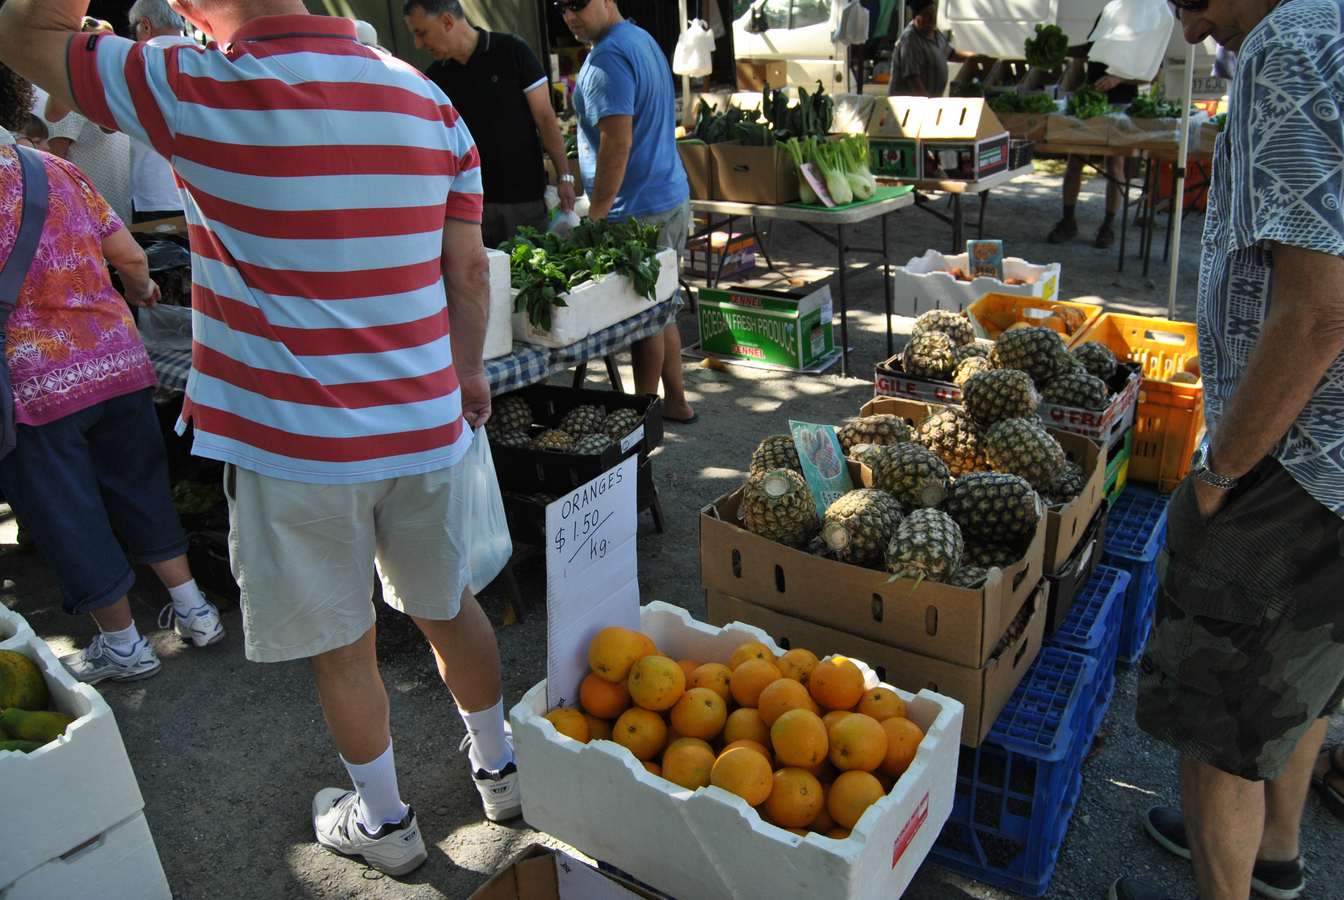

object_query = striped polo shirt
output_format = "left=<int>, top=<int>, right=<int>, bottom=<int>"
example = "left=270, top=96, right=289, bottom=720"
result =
left=68, top=16, right=483, bottom=484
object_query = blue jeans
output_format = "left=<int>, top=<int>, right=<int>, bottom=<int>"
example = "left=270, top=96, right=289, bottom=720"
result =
left=0, top=389, right=188, bottom=614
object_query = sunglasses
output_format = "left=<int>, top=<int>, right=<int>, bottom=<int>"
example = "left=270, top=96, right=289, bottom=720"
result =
left=1168, top=0, right=1208, bottom=11
left=553, top=0, right=593, bottom=13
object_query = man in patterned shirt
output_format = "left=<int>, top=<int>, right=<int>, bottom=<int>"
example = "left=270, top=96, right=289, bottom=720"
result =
left=1113, top=2, right=1344, bottom=900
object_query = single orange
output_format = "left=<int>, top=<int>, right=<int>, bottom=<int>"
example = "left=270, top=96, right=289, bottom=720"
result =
left=828, top=713, right=888, bottom=772
left=710, top=747, right=773, bottom=806
left=770, top=708, right=829, bottom=768
left=721, top=739, right=773, bottom=766
left=763, top=767, right=825, bottom=828
left=627, top=655, right=686, bottom=711
left=757, top=677, right=820, bottom=726
left=588, top=627, right=648, bottom=683
left=809, top=656, right=866, bottom=711
left=723, top=707, right=772, bottom=747
left=822, top=710, right=853, bottom=731
left=662, top=737, right=716, bottom=790
left=688, top=662, right=732, bottom=702
left=811, top=801, right=837, bottom=833
left=584, top=714, right=613, bottom=742
left=669, top=687, right=728, bottom=740
left=825, top=827, right=852, bottom=840
left=613, top=707, right=668, bottom=761
left=635, top=632, right=659, bottom=658
left=676, top=659, right=702, bottom=682
left=544, top=707, right=590, bottom=743
left=880, top=716, right=925, bottom=778
left=730, top=657, right=783, bottom=708
left=729, top=641, right=774, bottom=670
left=776, top=648, right=820, bottom=685
left=827, top=770, right=884, bottom=829
left=643, top=760, right=662, bottom=776
left=856, top=687, right=907, bottom=722
left=579, top=672, right=631, bottom=719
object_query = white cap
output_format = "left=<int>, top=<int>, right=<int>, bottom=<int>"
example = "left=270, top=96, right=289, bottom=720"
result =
left=353, top=20, right=378, bottom=46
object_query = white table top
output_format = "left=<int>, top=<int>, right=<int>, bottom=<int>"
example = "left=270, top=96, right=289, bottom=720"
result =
left=689, top=189, right=915, bottom=225
left=894, top=163, right=1037, bottom=195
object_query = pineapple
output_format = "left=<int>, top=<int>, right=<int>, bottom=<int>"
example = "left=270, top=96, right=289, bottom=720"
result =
left=1072, top=341, right=1118, bottom=380
left=912, top=308, right=974, bottom=346
left=914, top=408, right=985, bottom=477
left=984, top=418, right=1066, bottom=492
left=963, top=542, right=1023, bottom=569
left=943, top=472, right=1041, bottom=545
left=1053, top=352, right=1088, bottom=377
left=740, top=469, right=819, bottom=548
left=989, top=326, right=1069, bottom=386
left=572, top=433, right=614, bottom=455
left=560, top=404, right=607, bottom=438
left=944, top=566, right=990, bottom=589
left=750, top=435, right=802, bottom=475
left=849, top=443, right=890, bottom=470
left=1044, top=460, right=1086, bottom=505
left=952, top=355, right=994, bottom=388
left=871, top=442, right=950, bottom=509
left=1041, top=373, right=1109, bottom=410
left=488, top=394, right=532, bottom=439
left=953, top=341, right=991, bottom=364
left=835, top=414, right=914, bottom=453
left=963, top=368, right=1039, bottom=427
left=604, top=408, right=642, bottom=440
left=492, top=430, right=530, bottom=450
left=530, top=429, right=574, bottom=452
left=885, top=508, right=964, bottom=582
left=902, top=331, right=957, bottom=379
left=820, top=489, right=904, bottom=568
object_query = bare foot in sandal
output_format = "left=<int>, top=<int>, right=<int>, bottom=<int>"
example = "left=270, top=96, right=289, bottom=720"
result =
left=1312, top=743, right=1344, bottom=820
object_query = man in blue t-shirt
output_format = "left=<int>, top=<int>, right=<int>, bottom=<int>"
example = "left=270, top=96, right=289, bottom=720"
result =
left=563, top=0, right=696, bottom=424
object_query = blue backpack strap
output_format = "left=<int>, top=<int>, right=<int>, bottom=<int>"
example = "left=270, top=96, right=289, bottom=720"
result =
left=0, top=145, right=52, bottom=457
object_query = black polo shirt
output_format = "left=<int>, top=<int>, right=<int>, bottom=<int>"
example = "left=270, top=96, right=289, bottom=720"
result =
left=426, top=30, right=549, bottom=205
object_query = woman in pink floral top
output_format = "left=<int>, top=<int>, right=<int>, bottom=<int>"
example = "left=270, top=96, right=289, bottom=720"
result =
left=1, top=64, right=223, bottom=683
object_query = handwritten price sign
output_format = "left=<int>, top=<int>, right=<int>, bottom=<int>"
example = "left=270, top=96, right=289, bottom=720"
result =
left=545, top=456, right=640, bottom=709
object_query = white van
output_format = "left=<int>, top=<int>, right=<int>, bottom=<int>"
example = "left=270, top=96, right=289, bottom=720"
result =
left=731, top=0, right=847, bottom=89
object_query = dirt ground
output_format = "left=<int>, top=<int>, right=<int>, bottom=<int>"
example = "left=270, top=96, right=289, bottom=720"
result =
left=3, top=163, right=1341, bottom=899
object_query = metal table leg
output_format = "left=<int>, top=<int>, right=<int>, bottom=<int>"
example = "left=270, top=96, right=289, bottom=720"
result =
left=1141, top=156, right=1157, bottom=277
left=882, top=211, right=893, bottom=358
left=977, top=190, right=989, bottom=240
left=1118, top=158, right=1132, bottom=274
left=1162, top=162, right=1177, bottom=264
left=836, top=222, right=850, bottom=378
left=950, top=195, right=964, bottom=251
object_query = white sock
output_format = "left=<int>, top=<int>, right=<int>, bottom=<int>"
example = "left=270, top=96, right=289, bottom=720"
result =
left=100, top=622, right=142, bottom=656
left=459, top=698, right=511, bottom=773
left=341, top=741, right=409, bottom=831
left=167, top=579, right=207, bottom=617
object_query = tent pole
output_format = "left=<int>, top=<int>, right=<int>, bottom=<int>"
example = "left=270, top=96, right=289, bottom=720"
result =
left=1167, top=42, right=1196, bottom=320
left=678, top=0, right=691, bottom=113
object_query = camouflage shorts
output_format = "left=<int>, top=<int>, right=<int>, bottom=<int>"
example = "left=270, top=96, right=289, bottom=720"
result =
left=1136, top=458, right=1344, bottom=781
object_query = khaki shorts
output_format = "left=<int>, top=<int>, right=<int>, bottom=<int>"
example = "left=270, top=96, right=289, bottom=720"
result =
left=224, top=462, right=472, bottom=663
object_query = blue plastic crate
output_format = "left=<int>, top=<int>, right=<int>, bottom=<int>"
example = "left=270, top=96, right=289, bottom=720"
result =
left=1047, top=565, right=1128, bottom=731
left=1101, top=487, right=1168, bottom=666
left=931, top=648, right=1098, bottom=897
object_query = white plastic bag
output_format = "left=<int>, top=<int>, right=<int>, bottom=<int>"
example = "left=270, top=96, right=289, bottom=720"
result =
left=832, top=0, right=870, bottom=46
left=137, top=303, right=193, bottom=352
left=1086, top=0, right=1176, bottom=82
left=672, top=19, right=714, bottom=76
left=461, top=428, right=512, bottom=594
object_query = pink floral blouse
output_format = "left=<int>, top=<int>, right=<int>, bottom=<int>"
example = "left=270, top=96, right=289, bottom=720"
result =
left=0, top=145, right=155, bottom=426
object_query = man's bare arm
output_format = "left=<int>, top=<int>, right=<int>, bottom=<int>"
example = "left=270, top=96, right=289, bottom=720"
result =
left=441, top=219, right=492, bottom=427
left=1208, top=243, right=1344, bottom=478
left=587, top=115, right=632, bottom=221
left=526, top=84, right=574, bottom=210
left=0, top=2, right=89, bottom=116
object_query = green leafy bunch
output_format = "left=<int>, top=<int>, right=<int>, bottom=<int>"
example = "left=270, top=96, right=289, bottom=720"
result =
left=763, top=81, right=834, bottom=140
left=1024, top=24, right=1068, bottom=69
left=500, top=219, right=663, bottom=332
left=1126, top=84, right=1185, bottom=119
left=989, top=92, right=1058, bottom=114
left=1067, top=85, right=1112, bottom=120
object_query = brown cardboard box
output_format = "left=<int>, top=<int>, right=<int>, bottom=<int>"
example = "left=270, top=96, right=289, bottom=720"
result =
left=917, top=99, right=1011, bottom=180
left=1045, top=113, right=1114, bottom=145
left=699, top=461, right=1044, bottom=668
left=471, top=844, right=658, bottom=900
left=709, top=142, right=799, bottom=205
left=707, top=585, right=1047, bottom=746
left=676, top=140, right=715, bottom=200
left=856, top=397, right=1103, bottom=575
left=736, top=60, right=788, bottom=92
left=867, top=96, right=928, bottom=140
left=995, top=112, right=1049, bottom=142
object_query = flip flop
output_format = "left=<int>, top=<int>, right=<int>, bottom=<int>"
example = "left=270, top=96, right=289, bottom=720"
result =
left=1311, top=744, right=1344, bottom=821
left=665, top=413, right=699, bottom=425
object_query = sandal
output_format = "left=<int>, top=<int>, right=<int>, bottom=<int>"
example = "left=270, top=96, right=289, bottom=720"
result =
left=1311, top=744, right=1344, bottom=821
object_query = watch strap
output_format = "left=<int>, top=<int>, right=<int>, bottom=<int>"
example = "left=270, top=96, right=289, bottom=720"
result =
left=1193, top=464, right=1238, bottom=490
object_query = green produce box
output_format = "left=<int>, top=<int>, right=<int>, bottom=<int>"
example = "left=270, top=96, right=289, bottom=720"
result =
left=696, top=285, right=834, bottom=370
left=869, top=138, right=920, bottom=178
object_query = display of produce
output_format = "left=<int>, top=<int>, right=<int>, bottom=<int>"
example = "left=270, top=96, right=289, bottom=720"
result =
left=902, top=330, right=958, bottom=379
left=541, top=626, right=930, bottom=840
left=750, top=434, right=804, bottom=474
left=870, top=443, right=951, bottom=509
left=1126, top=85, right=1185, bottom=119
left=741, top=469, right=819, bottom=548
left=0, top=650, right=72, bottom=754
left=914, top=407, right=986, bottom=477
left=988, top=93, right=1058, bottom=115
left=820, top=489, right=905, bottom=568
left=781, top=134, right=876, bottom=206
left=763, top=82, right=834, bottom=140
left=988, top=326, right=1070, bottom=386
left=1066, top=86, right=1112, bottom=120
left=984, top=418, right=1068, bottom=492
left=691, top=100, right=769, bottom=145
left=501, top=219, right=663, bottom=331
left=1041, top=372, right=1109, bottom=410
left=1024, top=24, right=1069, bottom=69
left=963, top=368, right=1040, bottom=426
left=835, top=414, right=914, bottom=454
left=885, top=508, right=964, bottom=583
left=912, top=308, right=975, bottom=347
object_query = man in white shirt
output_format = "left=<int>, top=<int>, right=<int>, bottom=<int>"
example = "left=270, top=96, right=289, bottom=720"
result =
left=127, top=0, right=192, bottom=222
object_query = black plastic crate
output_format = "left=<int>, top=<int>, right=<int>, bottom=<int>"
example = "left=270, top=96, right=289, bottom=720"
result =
left=502, top=457, right=663, bottom=545
left=1009, top=139, right=1035, bottom=170
left=1044, top=502, right=1108, bottom=634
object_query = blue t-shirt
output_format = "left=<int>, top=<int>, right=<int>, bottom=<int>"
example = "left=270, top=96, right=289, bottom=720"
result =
left=574, top=21, right=689, bottom=220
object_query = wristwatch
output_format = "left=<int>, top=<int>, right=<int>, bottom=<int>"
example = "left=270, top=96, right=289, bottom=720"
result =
left=1191, top=444, right=1238, bottom=490
left=559, top=174, right=576, bottom=184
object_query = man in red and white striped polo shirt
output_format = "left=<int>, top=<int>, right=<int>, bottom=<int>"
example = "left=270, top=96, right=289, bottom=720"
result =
left=0, top=1, right=519, bottom=877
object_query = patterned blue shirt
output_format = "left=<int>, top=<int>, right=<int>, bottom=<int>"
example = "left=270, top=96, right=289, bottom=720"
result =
left=1197, top=0, right=1344, bottom=517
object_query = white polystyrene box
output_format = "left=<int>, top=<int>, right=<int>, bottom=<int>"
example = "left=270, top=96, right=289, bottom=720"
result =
left=3, top=811, right=170, bottom=900
left=894, top=249, right=1060, bottom=311
left=510, top=601, right=963, bottom=900
left=512, top=248, right=678, bottom=348
left=484, top=248, right=514, bottom=361
left=0, top=603, right=34, bottom=651
left=0, top=629, right=145, bottom=886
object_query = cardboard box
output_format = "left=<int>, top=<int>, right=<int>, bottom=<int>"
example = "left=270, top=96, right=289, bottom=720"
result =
left=699, top=461, right=1045, bottom=669
left=1038, top=368, right=1141, bottom=447
left=736, top=60, right=788, bottom=92
left=866, top=97, right=925, bottom=180
left=3, top=812, right=169, bottom=900
left=685, top=231, right=757, bottom=281
left=708, top=586, right=1046, bottom=747
left=1045, top=113, right=1114, bottom=145
left=510, top=602, right=963, bottom=900
left=470, top=844, right=657, bottom=900
left=513, top=248, right=678, bottom=348
left=695, top=284, right=834, bottom=371
left=676, top=140, right=715, bottom=201
left=917, top=99, right=1010, bottom=181
left=995, top=112, right=1049, bottom=141
left=893, top=250, right=1061, bottom=313
left=950, top=56, right=995, bottom=92
left=710, top=142, right=800, bottom=205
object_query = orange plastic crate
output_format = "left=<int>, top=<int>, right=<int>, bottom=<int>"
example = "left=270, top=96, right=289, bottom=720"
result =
left=1071, top=313, right=1203, bottom=492
left=966, top=292, right=1101, bottom=344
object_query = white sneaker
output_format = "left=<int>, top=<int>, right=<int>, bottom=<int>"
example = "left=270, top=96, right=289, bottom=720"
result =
left=460, top=729, right=522, bottom=822
left=158, top=602, right=225, bottom=648
left=60, top=635, right=162, bottom=684
left=312, top=788, right=427, bottom=877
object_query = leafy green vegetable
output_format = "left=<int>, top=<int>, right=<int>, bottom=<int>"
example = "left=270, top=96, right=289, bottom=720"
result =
left=782, top=135, right=875, bottom=207
left=500, top=220, right=663, bottom=332
left=950, top=79, right=985, bottom=98
left=1126, top=85, right=1185, bottom=119
left=989, top=92, right=1058, bottom=115
left=1024, top=24, right=1069, bottom=69
left=1067, top=86, right=1112, bottom=120
left=761, top=81, right=834, bottom=140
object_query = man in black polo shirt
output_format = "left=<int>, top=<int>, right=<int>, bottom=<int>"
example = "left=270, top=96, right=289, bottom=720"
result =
left=405, top=0, right=575, bottom=247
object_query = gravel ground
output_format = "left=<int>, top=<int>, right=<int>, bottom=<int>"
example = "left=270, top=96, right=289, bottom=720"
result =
left=3, top=163, right=1341, bottom=899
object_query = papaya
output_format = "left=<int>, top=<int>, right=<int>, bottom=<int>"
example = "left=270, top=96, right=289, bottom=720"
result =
left=0, top=739, right=44, bottom=753
left=0, top=650, right=50, bottom=711
left=0, top=708, right=74, bottom=743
